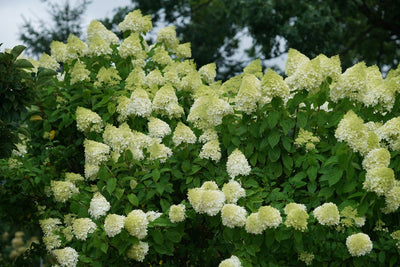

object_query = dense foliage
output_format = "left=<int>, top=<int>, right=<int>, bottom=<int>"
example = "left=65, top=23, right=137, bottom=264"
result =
left=2, top=8, right=400, bottom=267
left=0, top=45, right=35, bottom=158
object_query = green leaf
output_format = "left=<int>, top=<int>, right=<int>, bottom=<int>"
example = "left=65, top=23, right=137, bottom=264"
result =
left=106, top=178, right=117, bottom=194
left=38, top=68, right=57, bottom=77
left=267, top=110, right=279, bottom=128
left=320, top=169, right=343, bottom=186
left=318, top=187, right=334, bottom=199
left=13, top=59, right=34, bottom=69
left=291, top=172, right=306, bottom=184
left=127, top=194, right=138, bottom=206
left=297, top=112, right=307, bottom=128
left=107, top=102, right=115, bottom=115
left=151, top=229, right=164, bottom=244
left=268, top=147, right=280, bottom=162
left=160, top=198, right=170, bottom=212
left=282, top=153, right=293, bottom=169
left=306, top=165, right=318, bottom=181
left=115, top=188, right=125, bottom=200
left=281, top=136, right=292, bottom=152
left=152, top=169, right=160, bottom=182
left=268, top=130, right=280, bottom=148
left=165, top=230, right=181, bottom=243
left=156, top=183, right=164, bottom=195
left=100, top=242, right=108, bottom=254
left=232, top=136, right=240, bottom=146
left=10, top=45, right=25, bottom=58
left=280, top=119, right=295, bottom=134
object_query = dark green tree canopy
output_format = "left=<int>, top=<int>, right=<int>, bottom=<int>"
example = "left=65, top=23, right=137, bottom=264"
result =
left=104, top=0, right=399, bottom=78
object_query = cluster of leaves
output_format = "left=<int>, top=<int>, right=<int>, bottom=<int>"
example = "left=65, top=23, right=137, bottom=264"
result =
left=0, top=45, right=35, bottom=158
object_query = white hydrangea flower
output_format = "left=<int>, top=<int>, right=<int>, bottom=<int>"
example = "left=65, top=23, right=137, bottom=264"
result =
left=226, top=149, right=251, bottom=178
left=199, top=139, right=221, bottom=162
left=83, top=139, right=110, bottom=166
left=245, top=212, right=264, bottom=234
left=169, top=204, right=186, bottom=223
left=219, top=255, right=242, bottom=267
left=88, top=192, right=111, bottom=219
left=188, top=181, right=225, bottom=216
left=258, top=206, right=282, bottom=228
left=40, top=218, right=62, bottom=236
left=146, top=211, right=162, bottom=222
left=148, top=117, right=171, bottom=138
left=50, top=181, right=79, bottom=203
left=313, top=202, right=340, bottom=226
left=127, top=241, right=149, bottom=262
left=222, top=180, right=246, bottom=204
left=346, top=233, right=373, bottom=257
left=43, top=235, right=61, bottom=251
left=72, top=218, right=97, bottom=240
left=124, top=210, right=149, bottom=239
left=104, top=214, right=125, bottom=237
left=172, top=122, right=197, bottom=146
left=221, top=204, right=247, bottom=228
left=53, top=247, right=79, bottom=267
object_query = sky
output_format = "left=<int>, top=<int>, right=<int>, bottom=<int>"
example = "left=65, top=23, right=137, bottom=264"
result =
left=0, top=0, right=132, bottom=50
left=0, top=0, right=286, bottom=70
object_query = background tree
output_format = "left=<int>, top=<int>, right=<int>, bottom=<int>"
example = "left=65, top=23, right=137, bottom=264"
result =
left=19, top=0, right=91, bottom=57
left=0, top=45, right=35, bottom=158
left=103, top=0, right=400, bottom=78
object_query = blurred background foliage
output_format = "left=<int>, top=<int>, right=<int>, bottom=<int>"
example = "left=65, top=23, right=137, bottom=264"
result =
left=19, top=0, right=400, bottom=79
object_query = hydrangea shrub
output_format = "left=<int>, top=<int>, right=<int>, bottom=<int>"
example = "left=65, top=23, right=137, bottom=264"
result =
left=4, top=8, right=400, bottom=266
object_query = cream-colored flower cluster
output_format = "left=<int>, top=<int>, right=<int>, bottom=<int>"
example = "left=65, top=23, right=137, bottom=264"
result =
left=187, top=95, right=233, bottom=129
left=127, top=241, right=149, bottom=262
left=245, top=205, right=282, bottom=234
left=346, top=233, right=373, bottom=257
left=148, top=117, right=171, bottom=138
left=226, top=149, right=251, bottom=178
left=72, top=218, right=97, bottom=240
left=376, top=117, right=400, bottom=150
left=294, top=128, right=320, bottom=151
left=104, top=214, right=125, bottom=237
left=65, top=172, right=84, bottom=184
left=338, top=206, right=366, bottom=229
left=313, top=202, right=340, bottom=226
left=40, top=218, right=62, bottom=251
left=285, top=49, right=341, bottom=93
left=152, top=84, right=184, bottom=118
left=234, top=74, right=261, bottom=114
left=218, top=255, right=242, bottom=267
left=221, top=204, right=247, bottom=228
left=335, top=110, right=379, bottom=155
left=222, top=180, right=246, bottom=204
left=84, top=139, right=110, bottom=179
left=284, top=203, right=309, bottom=231
left=53, top=247, right=79, bottom=267
left=76, top=107, right=103, bottom=133
left=298, top=251, right=314, bottom=266
left=50, top=180, right=79, bottom=203
left=330, top=61, right=400, bottom=111
left=124, top=209, right=149, bottom=239
left=188, top=181, right=226, bottom=216
left=172, top=122, right=197, bottom=146
left=169, top=204, right=186, bottom=223
left=70, top=61, right=90, bottom=85
left=88, top=192, right=111, bottom=219
left=362, top=148, right=390, bottom=170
